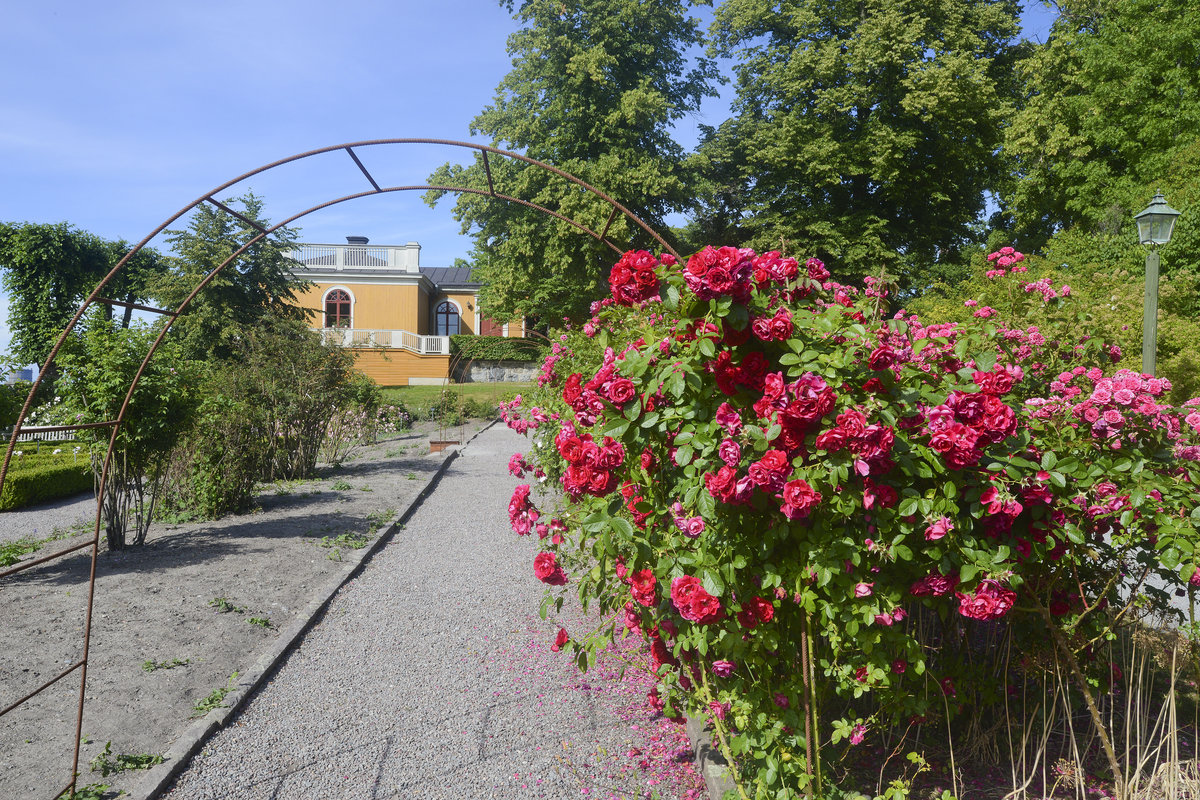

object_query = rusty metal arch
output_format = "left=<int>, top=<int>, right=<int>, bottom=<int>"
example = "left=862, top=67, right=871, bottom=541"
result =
left=0, top=138, right=678, bottom=798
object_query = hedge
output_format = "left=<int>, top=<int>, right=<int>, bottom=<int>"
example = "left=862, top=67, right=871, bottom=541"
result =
left=0, top=461, right=93, bottom=510
left=450, top=335, right=546, bottom=362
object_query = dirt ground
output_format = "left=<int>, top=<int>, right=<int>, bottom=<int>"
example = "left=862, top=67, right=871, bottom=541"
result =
left=0, top=419, right=489, bottom=799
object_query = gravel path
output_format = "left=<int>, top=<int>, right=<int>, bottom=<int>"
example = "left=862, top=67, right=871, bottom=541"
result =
left=161, top=423, right=681, bottom=800
left=0, top=489, right=95, bottom=545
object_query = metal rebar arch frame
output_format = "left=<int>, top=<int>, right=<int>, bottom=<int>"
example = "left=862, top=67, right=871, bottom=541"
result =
left=0, top=138, right=679, bottom=798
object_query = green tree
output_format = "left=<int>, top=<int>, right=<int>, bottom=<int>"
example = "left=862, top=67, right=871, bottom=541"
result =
left=698, top=0, right=1023, bottom=293
left=425, top=0, right=717, bottom=322
left=0, top=222, right=164, bottom=368
left=154, top=192, right=307, bottom=361
left=1003, top=0, right=1200, bottom=252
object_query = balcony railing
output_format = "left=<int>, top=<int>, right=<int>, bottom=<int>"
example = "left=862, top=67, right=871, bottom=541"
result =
left=288, top=243, right=416, bottom=271
left=313, top=328, right=449, bottom=355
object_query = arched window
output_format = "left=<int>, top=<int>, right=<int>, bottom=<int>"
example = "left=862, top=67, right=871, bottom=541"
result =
left=324, top=288, right=351, bottom=328
left=435, top=300, right=461, bottom=335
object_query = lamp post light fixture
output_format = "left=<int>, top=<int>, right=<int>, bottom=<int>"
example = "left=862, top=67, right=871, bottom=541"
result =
left=1133, top=190, right=1182, bottom=376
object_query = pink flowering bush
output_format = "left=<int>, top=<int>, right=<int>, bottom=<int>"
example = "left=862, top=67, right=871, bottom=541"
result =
left=502, top=246, right=1200, bottom=796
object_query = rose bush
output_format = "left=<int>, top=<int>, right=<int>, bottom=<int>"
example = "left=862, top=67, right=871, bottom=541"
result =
left=501, top=246, right=1200, bottom=797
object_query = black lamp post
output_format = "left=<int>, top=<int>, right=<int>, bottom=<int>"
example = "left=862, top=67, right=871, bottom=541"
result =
left=1133, top=190, right=1181, bottom=376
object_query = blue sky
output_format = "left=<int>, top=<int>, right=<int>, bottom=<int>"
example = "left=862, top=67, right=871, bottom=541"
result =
left=0, top=0, right=1057, bottom=362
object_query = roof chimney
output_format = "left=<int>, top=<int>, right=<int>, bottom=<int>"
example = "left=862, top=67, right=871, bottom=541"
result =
left=346, top=235, right=369, bottom=245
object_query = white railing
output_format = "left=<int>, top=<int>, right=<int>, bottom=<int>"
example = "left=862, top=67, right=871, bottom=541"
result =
left=4, top=426, right=78, bottom=443
left=313, top=329, right=449, bottom=355
left=288, top=243, right=418, bottom=271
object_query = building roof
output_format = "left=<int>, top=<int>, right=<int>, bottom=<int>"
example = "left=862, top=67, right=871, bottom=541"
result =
left=420, top=266, right=479, bottom=289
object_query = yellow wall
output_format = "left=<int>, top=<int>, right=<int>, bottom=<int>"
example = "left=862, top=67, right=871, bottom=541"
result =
left=352, top=349, right=451, bottom=386
left=417, top=289, right=430, bottom=336
left=296, top=282, right=425, bottom=331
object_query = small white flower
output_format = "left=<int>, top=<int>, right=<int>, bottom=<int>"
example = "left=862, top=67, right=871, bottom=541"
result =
left=53, top=448, right=62, bottom=454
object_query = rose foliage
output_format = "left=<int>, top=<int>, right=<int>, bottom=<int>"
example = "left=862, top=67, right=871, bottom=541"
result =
left=501, top=246, right=1200, bottom=796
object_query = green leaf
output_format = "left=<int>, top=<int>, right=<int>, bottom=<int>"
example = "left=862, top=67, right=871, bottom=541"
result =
left=1041, top=451, right=1057, bottom=470
left=602, top=418, right=630, bottom=438
left=610, top=518, right=634, bottom=539
left=700, top=568, right=725, bottom=596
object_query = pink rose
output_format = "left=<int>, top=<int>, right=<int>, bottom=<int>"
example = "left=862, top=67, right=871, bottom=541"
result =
left=925, top=516, right=953, bottom=541
left=711, top=659, right=736, bottom=677
left=854, top=582, right=874, bottom=598
left=955, top=579, right=1016, bottom=620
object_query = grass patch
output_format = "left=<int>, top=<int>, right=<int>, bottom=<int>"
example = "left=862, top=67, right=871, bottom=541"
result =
left=379, top=382, right=528, bottom=420
left=247, top=616, right=272, bottom=629
left=142, top=657, right=189, bottom=672
left=330, top=479, right=352, bottom=491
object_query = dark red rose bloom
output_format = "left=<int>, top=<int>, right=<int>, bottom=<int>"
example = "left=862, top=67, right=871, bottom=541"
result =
left=533, top=552, right=568, bottom=585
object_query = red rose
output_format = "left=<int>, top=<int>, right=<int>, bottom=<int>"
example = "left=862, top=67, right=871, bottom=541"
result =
left=769, top=309, right=794, bottom=340
left=533, top=552, right=568, bottom=586
left=670, top=575, right=723, bottom=624
left=607, top=377, right=637, bottom=406
left=630, top=569, right=657, bottom=607
left=868, top=346, right=896, bottom=371
left=551, top=627, right=569, bottom=652
left=780, top=478, right=821, bottom=520
left=562, top=373, right=583, bottom=406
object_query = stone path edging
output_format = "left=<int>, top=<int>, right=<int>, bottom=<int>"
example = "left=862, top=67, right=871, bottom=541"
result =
left=686, top=716, right=738, bottom=800
left=127, top=421, right=496, bottom=800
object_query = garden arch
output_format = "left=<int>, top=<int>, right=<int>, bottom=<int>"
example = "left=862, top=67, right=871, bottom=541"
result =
left=0, top=138, right=679, bottom=799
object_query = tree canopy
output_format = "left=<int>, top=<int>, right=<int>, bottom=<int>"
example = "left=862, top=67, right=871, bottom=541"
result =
left=1002, top=0, right=1200, bottom=250
left=0, top=222, right=163, bottom=368
left=694, top=0, right=1024, bottom=293
left=425, top=0, right=717, bottom=322
left=153, top=192, right=307, bottom=361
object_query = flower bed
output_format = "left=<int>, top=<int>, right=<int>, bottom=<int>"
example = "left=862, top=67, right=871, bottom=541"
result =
left=501, top=246, right=1200, bottom=798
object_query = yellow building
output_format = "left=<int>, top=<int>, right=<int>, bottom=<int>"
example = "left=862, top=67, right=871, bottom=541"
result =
left=289, top=236, right=523, bottom=385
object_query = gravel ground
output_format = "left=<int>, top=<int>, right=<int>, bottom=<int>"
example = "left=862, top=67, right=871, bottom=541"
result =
left=160, top=422, right=703, bottom=800
left=0, top=487, right=95, bottom=545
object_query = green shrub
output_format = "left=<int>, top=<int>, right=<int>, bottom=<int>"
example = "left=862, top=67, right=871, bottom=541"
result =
left=0, top=460, right=92, bottom=510
left=450, top=335, right=546, bottom=362
left=461, top=398, right=497, bottom=419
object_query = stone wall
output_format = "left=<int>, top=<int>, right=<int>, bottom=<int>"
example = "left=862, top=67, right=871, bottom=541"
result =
left=453, top=359, right=538, bottom=383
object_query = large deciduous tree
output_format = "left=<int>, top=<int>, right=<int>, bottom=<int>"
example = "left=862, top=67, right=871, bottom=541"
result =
left=0, top=222, right=163, bottom=368
left=1003, top=0, right=1200, bottom=251
left=697, top=0, right=1023, bottom=293
left=425, top=0, right=717, bottom=322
